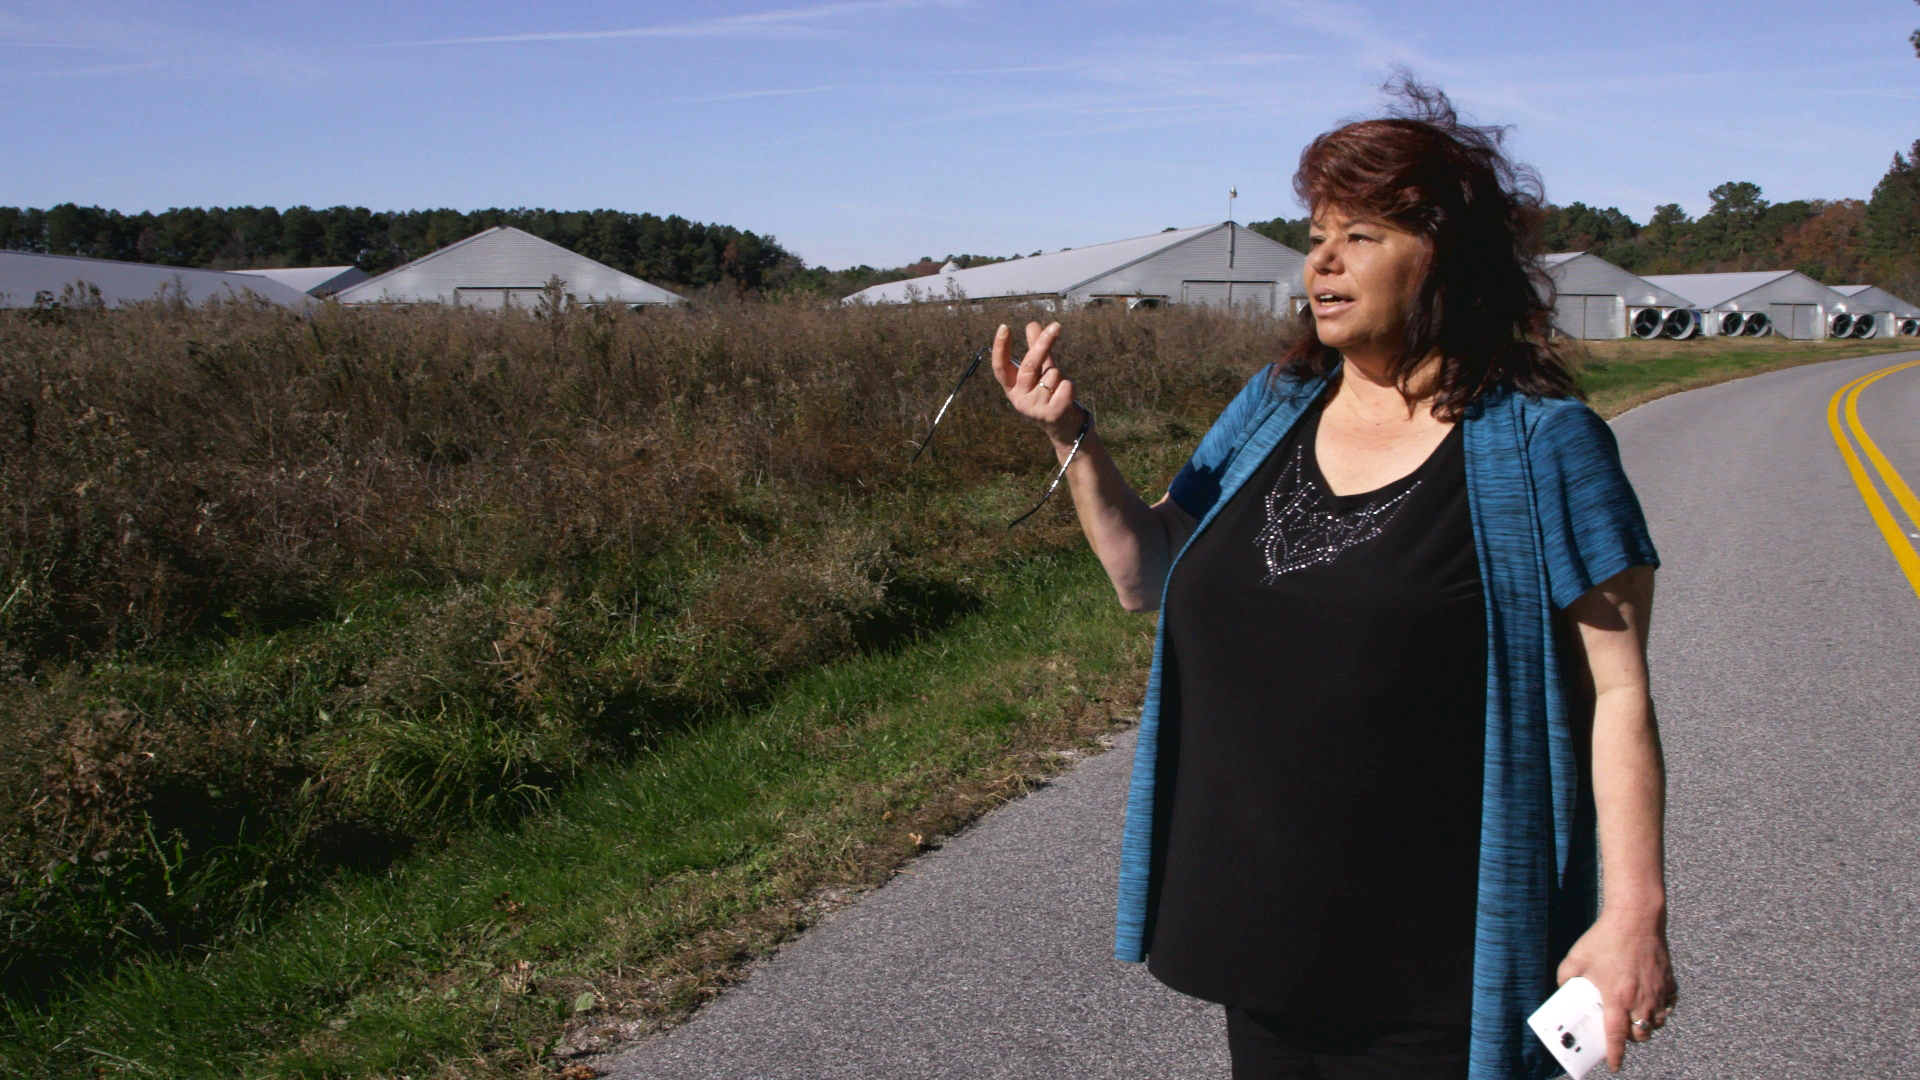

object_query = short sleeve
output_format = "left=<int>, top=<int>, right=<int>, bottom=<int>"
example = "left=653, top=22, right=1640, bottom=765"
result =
left=1527, top=404, right=1660, bottom=609
left=1166, top=368, right=1276, bottom=520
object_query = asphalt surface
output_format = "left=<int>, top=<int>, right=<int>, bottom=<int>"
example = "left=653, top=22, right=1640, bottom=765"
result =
left=599, top=350, right=1920, bottom=1079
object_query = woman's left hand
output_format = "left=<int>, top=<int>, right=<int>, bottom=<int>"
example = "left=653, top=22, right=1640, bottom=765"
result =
left=1557, top=910, right=1677, bottom=1072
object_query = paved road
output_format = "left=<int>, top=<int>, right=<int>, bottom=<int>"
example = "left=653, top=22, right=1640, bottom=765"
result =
left=599, top=351, right=1920, bottom=1079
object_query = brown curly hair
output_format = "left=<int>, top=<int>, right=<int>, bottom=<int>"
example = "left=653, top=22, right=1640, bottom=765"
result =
left=1279, top=74, right=1580, bottom=417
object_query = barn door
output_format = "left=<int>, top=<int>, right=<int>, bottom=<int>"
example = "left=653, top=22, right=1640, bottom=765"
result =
left=1552, top=294, right=1586, bottom=337
left=1228, top=281, right=1275, bottom=313
left=1585, top=296, right=1620, bottom=338
left=1551, top=294, right=1617, bottom=338
left=1182, top=281, right=1232, bottom=307
left=1770, top=303, right=1816, bottom=339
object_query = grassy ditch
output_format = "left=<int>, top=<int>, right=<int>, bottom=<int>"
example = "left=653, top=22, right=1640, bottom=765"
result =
left=0, top=297, right=1254, bottom=1007
left=1573, top=334, right=1915, bottom=416
left=1, top=296, right=1906, bottom=1078
left=0, top=552, right=1155, bottom=1080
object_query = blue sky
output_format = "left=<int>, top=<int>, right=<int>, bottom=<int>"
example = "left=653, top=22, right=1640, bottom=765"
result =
left=4, top=1, right=1917, bottom=269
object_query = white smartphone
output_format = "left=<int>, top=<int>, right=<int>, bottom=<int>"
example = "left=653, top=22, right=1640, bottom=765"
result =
left=1526, top=976, right=1608, bottom=1080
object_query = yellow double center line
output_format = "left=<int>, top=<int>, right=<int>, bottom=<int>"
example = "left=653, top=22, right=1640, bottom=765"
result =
left=1827, top=358, right=1920, bottom=599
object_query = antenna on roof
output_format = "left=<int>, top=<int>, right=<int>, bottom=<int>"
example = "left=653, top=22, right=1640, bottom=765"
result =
left=1228, top=187, right=1237, bottom=224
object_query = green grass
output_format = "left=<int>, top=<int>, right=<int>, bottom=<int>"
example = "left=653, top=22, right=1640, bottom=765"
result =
left=0, top=298, right=1268, bottom=1006
left=1575, top=336, right=1916, bottom=416
left=1, top=552, right=1152, bottom=1079
left=7, top=324, right=1911, bottom=1080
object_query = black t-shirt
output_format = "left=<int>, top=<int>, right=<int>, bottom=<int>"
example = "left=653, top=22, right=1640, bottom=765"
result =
left=1146, top=399, right=1487, bottom=1025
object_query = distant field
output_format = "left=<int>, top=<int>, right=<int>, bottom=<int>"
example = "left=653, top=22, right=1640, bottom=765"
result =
left=1, top=299, right=1907, bottom=1078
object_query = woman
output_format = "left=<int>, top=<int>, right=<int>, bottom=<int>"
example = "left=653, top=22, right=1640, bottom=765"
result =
left=990, top=84, right=1676, bottom=1080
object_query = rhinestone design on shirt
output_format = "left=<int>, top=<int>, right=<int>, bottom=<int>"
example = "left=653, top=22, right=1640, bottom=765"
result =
left=1254, top=447, right=1420, bottom=582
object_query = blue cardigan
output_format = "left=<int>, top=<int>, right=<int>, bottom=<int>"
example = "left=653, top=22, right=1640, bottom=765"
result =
left=1112, top=368, right=1659, bottom=1080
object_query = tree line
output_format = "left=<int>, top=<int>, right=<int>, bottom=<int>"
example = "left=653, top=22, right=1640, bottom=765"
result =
left=0, top=205, right=806, bottom=293
left=0, top=202, right=1052, bottom=299
left=1252, top=139, right=1920, bottom=301
left=9, top=137, right=1916, bottom=301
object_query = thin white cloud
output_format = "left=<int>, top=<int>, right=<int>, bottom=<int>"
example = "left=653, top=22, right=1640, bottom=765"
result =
left=933, top=61, right=1089, bottom=77
left=1, top=60, right=166, bottom=80
left=1807, top=88, right=1920, bottom=100
left=673, top=84, right=858, bottom=103
left=1262, top=0, right=1430, bottom=71
left=892, top=92, right=1193, bottom=128
left=0, top=12, right=328, bottom=88
left=1248, top=2, right=1581, bottom=128
left=376, top=0, right=934, bottom=47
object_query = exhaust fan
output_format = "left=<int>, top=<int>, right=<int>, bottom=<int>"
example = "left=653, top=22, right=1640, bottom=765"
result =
left=1742, top=311, right=1770, bottom=336
left=1630, top=307, right=1665, bottom=339
left=1716, top=311, right=1746, bottom=336
left=1829, top=312, right=1854, bottom=338
left=1661, top=308, right=1700, bottom=340
left=1850, top=314, right=1875, bottom=338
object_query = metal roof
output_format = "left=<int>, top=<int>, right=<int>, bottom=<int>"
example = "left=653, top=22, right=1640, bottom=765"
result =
left=1832, top=284, right=1919, bottom=314
left=1639, top=270, right=1834, bottom=309
left=1539, top=251, right=1694, bottom=308
left=231, top=265, right=371, bottom=297
left=0, top=250, right=316, bottom=309
left=333, top=227, right=687, bottom=307
left=844, top=223, right=1247, bottom=304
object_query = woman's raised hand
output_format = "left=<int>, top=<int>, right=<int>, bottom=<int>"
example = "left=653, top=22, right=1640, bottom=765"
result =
left=990, top=321, right=1082, bottom=446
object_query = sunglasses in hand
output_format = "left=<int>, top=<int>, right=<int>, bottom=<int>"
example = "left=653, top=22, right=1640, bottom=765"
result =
left=910, top=342, right=1093, bottom=528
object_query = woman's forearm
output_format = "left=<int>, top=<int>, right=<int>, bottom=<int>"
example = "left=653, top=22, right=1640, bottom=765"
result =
left=1562, top=564, right=1674, bottom=1080
left=1048, top=426, right=1184, bottom=612
left=1590, top=686, right=1668, bottom=923
left=1564, top=565, right=1667, bottom=926
left=986, top=320, right=1186, bottom=612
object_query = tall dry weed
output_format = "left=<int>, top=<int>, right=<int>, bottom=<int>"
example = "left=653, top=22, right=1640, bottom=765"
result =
left=0, top=294, right=1288, bottom=998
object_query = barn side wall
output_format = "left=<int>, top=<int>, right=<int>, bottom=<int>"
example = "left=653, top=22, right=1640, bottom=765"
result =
left=1543, top=254, right=1695, bottom=339
left=1725, top=276, right=1848, bottom=339
left=1069, top=225, right=1306, bottom=314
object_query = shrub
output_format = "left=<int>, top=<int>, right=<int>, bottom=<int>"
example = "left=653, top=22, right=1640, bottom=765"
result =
left=0, top=295, right=1287, bottom=1002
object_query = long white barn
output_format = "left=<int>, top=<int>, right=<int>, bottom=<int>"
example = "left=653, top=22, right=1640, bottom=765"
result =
left=1642, top=270, right=1848, bottom=340
left=843, top=223, right=1307, bottom=315
left=334, top=227, right=687, bottom=310
left=1832, top=284, right=1920, bottom=337
left=0, top=250, right=315, bottom=309
left=1540, top=252, right=1693, bottom=339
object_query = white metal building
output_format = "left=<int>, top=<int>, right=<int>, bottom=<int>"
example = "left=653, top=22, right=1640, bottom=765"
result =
left=333, top=227, right=687, bottom=309
left=0, top=250, right=315, bottom=309
left=1642, top=270, right=1848, bottom=340
left=232, top=265, right=370, bottom=297
left=1539, top=252, right=1694, bottom=339
left=1831, top=284, right=1920, bottom=337
left=842, top=223, right=1307, bottom=315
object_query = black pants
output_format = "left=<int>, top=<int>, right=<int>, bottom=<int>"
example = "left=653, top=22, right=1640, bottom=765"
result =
left=1225, top=1007, right=1470, bottom=1080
